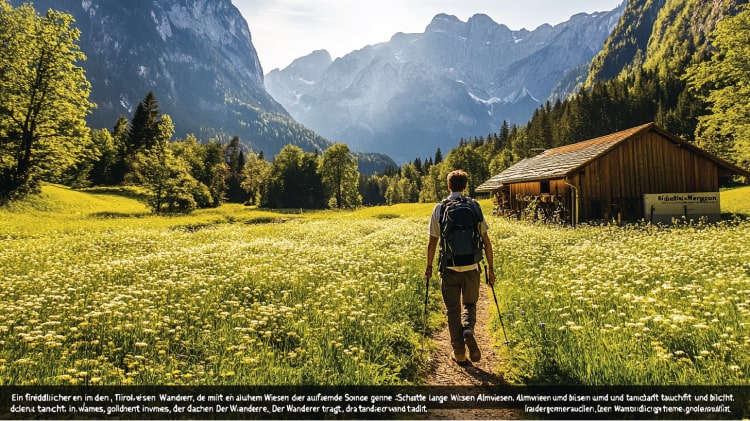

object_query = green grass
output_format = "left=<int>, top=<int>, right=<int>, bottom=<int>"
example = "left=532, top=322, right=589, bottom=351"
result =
left=0, top=185, right=439, bottom=385
left=488, top=216, right=750, bottom=385
left=720, top=185, right=750, bottom=216
left=1, top=185, right=748, bottom=386
left=482, top=182, right=749, bottom=386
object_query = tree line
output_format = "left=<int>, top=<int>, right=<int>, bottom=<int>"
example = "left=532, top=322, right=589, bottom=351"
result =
left=338, top=3, right=750, bottom=203
left=0, top=2, right=358, bottom=212
left=0, top=1, right=511, bottom=211
left=2, top=2, right=747, bottom=210
left=88, top=91, right=514, bottom=210
left=87, top=92, right=366, bottom=213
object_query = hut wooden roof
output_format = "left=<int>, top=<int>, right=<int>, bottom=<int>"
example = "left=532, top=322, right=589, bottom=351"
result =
left=476, top=122, right=750, bottom=192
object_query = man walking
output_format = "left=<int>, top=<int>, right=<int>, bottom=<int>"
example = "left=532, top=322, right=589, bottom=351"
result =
left=426, top=169, right=495, bottom=364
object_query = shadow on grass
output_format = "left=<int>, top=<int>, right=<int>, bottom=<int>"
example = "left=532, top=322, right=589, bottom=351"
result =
left=80, top=186, right=151, bottom=201
left=169, top=215, right=294, bottom=233
left=89, top=211, right=150, bottom=219
left=721, top=212, right=750, bottom=221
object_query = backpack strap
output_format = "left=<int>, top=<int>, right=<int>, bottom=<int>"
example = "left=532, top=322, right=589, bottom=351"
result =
left=437, top=198, right=452, bottom=272
left=469, top=198, right=484, bottom=226
left=438, top=196, right=454, bottom=217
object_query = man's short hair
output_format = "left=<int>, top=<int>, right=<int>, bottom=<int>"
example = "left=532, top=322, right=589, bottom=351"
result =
left=447, top=169, right=468, bottom=192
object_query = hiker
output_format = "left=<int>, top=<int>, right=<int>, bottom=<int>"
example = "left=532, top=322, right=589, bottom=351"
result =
left=426, top=169, right=495, bottom=364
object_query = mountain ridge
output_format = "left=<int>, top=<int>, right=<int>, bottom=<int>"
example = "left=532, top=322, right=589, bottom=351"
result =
left=265, top=6, right=624, bottom=162
left=10, top=0, right=396, bottom=174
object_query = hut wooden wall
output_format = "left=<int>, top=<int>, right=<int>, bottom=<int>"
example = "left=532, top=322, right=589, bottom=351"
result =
left=507, top=179, right=569, bottom=219
left=508, top=179, right=567, bottom=197
left=570, top=131, right=720, bottom=221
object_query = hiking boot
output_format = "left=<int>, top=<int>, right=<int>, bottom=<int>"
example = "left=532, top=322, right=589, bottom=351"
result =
left=451, top=350, right=467, bottom=365
left=463, top=328, right=481, bottom=362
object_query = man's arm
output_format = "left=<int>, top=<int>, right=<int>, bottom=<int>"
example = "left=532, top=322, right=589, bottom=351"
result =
left=481, top=231, right=496, bottom=286
left=426, top=235, right=438, bottom=280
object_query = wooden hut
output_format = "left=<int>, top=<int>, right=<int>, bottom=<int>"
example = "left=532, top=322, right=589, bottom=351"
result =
left=476, top=123, right=750, bottom=224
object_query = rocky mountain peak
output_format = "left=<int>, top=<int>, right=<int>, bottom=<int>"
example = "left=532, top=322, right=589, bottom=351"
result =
left=467, top=13, right=506, bottom=32
left=265, top=6, right=625, bottom=162
left=12, top=0, right=285, bottom=142
left=425, top=13, right=464, bottom=33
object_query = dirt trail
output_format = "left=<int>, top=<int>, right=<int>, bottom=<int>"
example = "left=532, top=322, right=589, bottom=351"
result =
left=422, top=281, right=521, bottom=420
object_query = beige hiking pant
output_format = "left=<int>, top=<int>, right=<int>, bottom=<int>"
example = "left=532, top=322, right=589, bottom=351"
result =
left=440, top=267, right=480, bottom=354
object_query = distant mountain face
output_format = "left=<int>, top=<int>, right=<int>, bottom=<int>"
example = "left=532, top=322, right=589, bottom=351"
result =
left=11, top=0, right=346, bottom=163
left=266, top=8, right=624, bottom=162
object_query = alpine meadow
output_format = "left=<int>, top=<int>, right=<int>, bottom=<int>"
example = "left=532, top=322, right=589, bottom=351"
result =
left=2, top=0, right=750, bottom=400
left=0, top=184, right=749, bottom=386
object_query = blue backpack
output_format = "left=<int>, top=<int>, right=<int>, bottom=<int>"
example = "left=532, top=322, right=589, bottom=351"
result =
left=438, top=196, right=484, bottom=271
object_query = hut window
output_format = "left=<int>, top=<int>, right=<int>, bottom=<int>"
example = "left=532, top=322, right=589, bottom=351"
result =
left=540, top=181, right=550, bottom=194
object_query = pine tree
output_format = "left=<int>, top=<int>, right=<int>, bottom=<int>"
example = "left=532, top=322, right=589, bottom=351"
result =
left=224, top=136, right=247, bottom=202
left=128, top=91, right=160, bottom=152
left=434, top=148, right=443, bottom=165
left=498, top=121, right=510, bottom=150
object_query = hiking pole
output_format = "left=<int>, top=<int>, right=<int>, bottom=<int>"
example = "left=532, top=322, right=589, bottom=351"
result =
left=485, top=263, right=510, bottom=349
left=422, top=273, right=430, bottom=352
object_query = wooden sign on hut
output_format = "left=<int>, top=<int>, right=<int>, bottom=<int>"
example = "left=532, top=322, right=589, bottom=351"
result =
left=476, top=123, right=750, bottom=224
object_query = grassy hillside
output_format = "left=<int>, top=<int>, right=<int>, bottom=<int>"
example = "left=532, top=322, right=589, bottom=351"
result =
left=0, top=184, right=444, bottom=238
left=0, top=185, right=296, bottom=237
left=3, top=184, right=745, bottom=236
left=0, top=185, right=145, bottom=238
left=1, top=185, right=749, bottom=387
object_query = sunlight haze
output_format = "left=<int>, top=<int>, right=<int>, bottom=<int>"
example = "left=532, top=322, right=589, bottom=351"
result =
left=233, top=0, right=624, bottom=72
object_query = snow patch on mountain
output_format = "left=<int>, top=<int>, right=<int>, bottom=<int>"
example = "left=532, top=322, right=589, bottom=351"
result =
left=469, top=92, right=503, bottom=106
left=266, top=5, right=624, bottom=161
left=152, top=10, right=172, bottom=41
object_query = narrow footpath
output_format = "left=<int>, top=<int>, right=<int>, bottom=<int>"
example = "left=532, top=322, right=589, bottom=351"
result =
left=423, top=282, right=521, bottom=420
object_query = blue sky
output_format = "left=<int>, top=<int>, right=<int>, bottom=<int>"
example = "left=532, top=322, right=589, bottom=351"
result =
left=232, top=0, right=624, bottom=72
